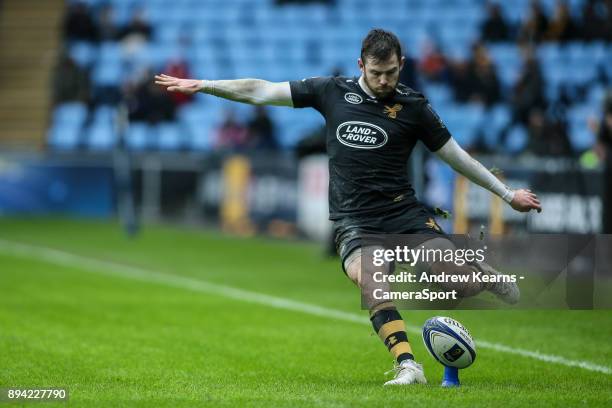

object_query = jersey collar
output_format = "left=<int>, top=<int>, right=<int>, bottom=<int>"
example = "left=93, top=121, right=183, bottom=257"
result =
left=357, top=75, right=376, bottom=99
left=357, top=75, right=397, bottom=102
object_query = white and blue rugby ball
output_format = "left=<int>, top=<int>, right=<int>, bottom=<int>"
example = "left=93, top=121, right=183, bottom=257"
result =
left=422, top=316, right=476, bottom=369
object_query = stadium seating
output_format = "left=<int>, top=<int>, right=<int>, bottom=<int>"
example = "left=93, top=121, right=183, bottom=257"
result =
left=47, top=102, right=88, bottom=149
left=48, top=122, right=82, bottom=150
left=125, top=122, right=153, bottom=150
left=157, top=123, right=184, bottom=151
left=54, top=0, right=608, bottom=154
left=505, top=124, right=529, bottom=154
left=85, top=122, right=117, bottom=150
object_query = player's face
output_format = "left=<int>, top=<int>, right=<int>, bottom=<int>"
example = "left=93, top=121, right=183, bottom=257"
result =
left=359, top=54, right=404, bottom=99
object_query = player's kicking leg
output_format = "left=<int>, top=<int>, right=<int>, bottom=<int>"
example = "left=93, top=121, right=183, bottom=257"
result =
left=344, top=249, right=427, bottom=386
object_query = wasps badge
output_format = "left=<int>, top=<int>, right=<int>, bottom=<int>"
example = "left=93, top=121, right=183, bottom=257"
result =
left=383, top=103, right=403, bottom=118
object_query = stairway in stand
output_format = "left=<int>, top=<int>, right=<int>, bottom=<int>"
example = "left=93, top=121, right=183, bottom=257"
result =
left=0, top=0, right=65, bottom=150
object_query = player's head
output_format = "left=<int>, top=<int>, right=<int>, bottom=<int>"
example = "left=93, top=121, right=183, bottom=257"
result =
left=359, top=29, right=405, bottom=99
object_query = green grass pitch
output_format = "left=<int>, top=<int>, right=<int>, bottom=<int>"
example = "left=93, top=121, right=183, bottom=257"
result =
left=0, top=218, right=611, bottom=407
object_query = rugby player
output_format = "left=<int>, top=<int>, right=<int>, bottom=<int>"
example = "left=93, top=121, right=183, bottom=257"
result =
left=155, top=29, right=542, bottom=386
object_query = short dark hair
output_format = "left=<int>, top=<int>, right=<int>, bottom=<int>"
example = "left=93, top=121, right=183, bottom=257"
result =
left=360, top=29, right=402, bottom=65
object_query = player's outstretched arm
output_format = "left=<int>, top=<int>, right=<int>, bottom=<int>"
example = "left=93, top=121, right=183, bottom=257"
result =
left=435, top=138, right=542, bottom=213
left=154, top=74, right=293, bottom=107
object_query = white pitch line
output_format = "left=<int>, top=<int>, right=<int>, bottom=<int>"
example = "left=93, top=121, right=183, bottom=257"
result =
left=0, top=239, right=610, bottom=376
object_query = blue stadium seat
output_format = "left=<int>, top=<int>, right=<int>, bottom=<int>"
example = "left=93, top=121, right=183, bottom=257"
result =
left=52, top=102, right=88, bottom=125
left=47, top=122, right=82, bottom=150
left=567, top=104, right=598, bottom=152
left=565, top=42, right=590, bottom=65
left=93, top=105, right=116, bottom=126
left=294, top=4, right=328, bottom=27
left=273, top=108, right=324, bottom=148
left=185, top=121, right=215, bottom=151
left=178, top=104, right=212, bottom=151
left=543, top=63, right=567, bottom=87
left=446, top=104, right=485, bottom=148
left=569, top=123, right=595, bottom=152
left=568, top=63, right=596, bottom=83
left=539, top=0, right=558, bottom=16
left=98, top=42, right=123, bottom=63
left=85, top=123, right=117, bottom=150
left=568, top=105, right=592, bottom=126
left=587, top=86, right=605, bottom=106
left=108, top=1, right=133, bottom=26
left=497, top=65, right=521, bottom=89
left=587, top=41, right=608, bottom=64
left=125, top=122, right=152, bottom=151
left=157, top=123, right=184, bottom=150
left=482, top=104, right=511, bottom=149
left=439, top=24, right=478, bottom=55
left=69, top=42, right=97, bottom=68
left=444, top=43, right=471, bottom=61
left=538, top=44, right=563, bottom=66
left=489, top=44, right=521, bottom=67
left=498, top=0, right=529, bottom=22
left=505, top=125, right=528, bottom=154
left=92, top=62, right=122, bottom=87
left=423, top=83, right=453, bottom=106
left=154, top=25, right=183, bottom=45
left=460, top=3, right=485, bottom=24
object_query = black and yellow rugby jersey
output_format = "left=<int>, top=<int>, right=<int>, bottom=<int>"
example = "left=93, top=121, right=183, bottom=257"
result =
left=290, top=76, right=451, bottom=220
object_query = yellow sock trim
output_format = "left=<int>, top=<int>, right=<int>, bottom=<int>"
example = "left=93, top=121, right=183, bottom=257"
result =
left=377, top=320, right=405, bottom=341
left=389, top=341, right=413, bottom=359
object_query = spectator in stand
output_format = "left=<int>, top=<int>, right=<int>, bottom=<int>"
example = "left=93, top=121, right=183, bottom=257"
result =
left=603, top=0, right=612, bottom=39
left=119, top=8, right=153, bottom=58
left=96, top=4, right=120, bottom=42
left=518, top=0, right=549, bottom=43
left=63, top=1, right=98, bottom=42
left=545, top=1, right=579, bottom=42
left=127, top=70, right=176, bottom=124
left=525, top=108, right=572, bottom=156
left=119, top=8, right=152, bottom=43
left=470, top=43, right=502, bottom=106
left=595, top=92, right=612, bottom=233
left=215, top=110, right=248, bottom=150
left=449, top=60, right=474, bottom=103
left=481, top=2, right=511, bottom=42
left=52, top=52, right=90, bottom=105
left=511, top=47, right=546, bottom=124
left=580, top=0, right=611, bottom=42
left=246, top=106, right=278, bottom=151
left=418, top=40, right=449, bottom=83
left=450, top=43, right=500, bottom=106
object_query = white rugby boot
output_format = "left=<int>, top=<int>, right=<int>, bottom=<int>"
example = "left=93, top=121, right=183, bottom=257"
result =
left=475, top=261, right=520, bottom=304
left=383, top=359, right=427, bottom=386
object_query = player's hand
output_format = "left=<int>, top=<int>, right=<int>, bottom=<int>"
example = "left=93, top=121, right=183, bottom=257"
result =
left=154, top=74, right=203, bottom=95
left=510, top=189, right=542, bottom=213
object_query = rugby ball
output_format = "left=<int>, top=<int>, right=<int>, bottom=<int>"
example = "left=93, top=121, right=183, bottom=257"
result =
left=422, top=316, right=476, bottom=369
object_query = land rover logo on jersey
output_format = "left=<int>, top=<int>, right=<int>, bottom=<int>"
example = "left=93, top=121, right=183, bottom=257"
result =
left=344, top=92, right=363, bottom=104
left=336, top=121, right=388, bottom=149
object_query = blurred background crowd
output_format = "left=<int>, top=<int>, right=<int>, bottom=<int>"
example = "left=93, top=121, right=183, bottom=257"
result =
left=50, top=0, right=611, bottom=158
left=0, top=0, right=610, bottom=238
